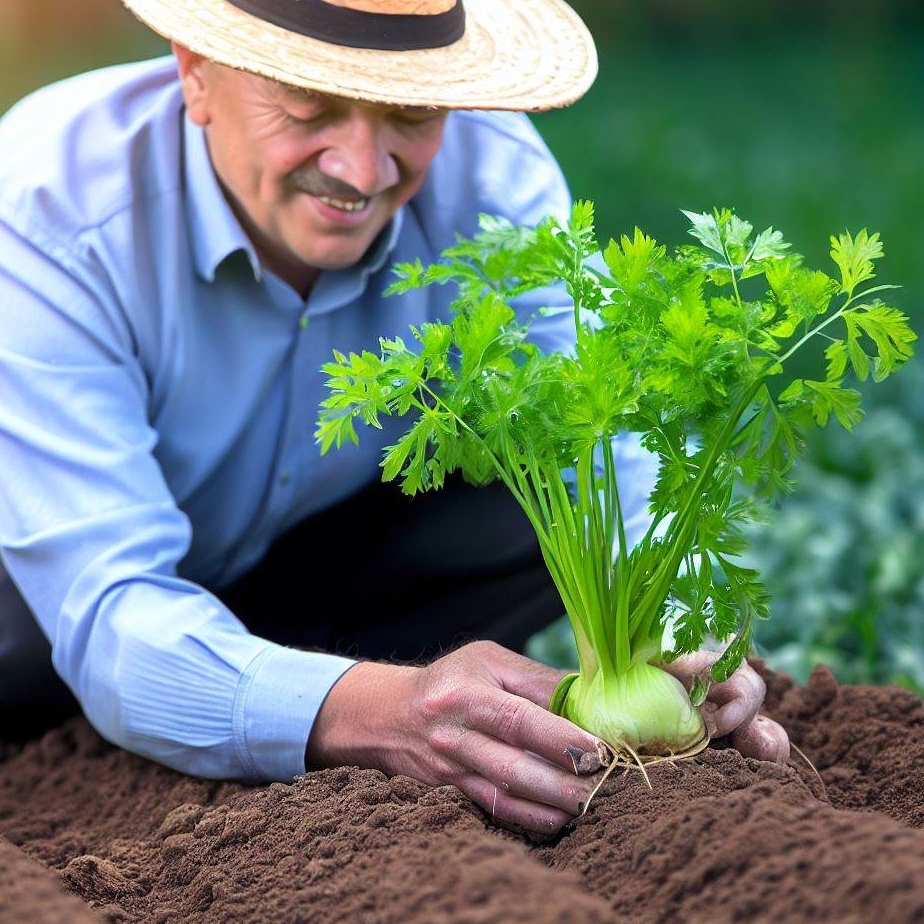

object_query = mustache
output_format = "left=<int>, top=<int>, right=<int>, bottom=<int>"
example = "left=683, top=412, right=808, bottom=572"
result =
left=289, top=165, right=366, bottom=200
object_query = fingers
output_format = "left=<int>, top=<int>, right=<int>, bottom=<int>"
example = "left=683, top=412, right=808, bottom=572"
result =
left=462, top=682, right=602, bottom=774
left=675, top=654, right=790, bottom=764
left=454, top=772, right=576, bottom=834
left=443, top=728, right=594, bottom=816
left=665, top=652, right=769, bottom=739
left=661, top=650, right=717, bottom=683
left=704, top=663, right=766, bottom=739
left=731, top=714, right=791, bottom=763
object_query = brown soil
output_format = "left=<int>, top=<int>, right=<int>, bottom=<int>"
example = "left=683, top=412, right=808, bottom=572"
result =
left=1, top=663, right=923, bottom=924
left=0, top=835, right=103, bottom=924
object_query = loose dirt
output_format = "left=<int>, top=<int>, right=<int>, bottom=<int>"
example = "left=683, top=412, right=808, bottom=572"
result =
left=1, top=664, right=922, bottom=924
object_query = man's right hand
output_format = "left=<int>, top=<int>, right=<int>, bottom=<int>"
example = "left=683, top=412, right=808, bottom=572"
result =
left=305, top=640, right=605, bottom=834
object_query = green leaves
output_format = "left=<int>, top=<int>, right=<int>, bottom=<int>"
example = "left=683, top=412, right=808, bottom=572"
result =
left=849, top=304, right=917, bottom=379
left=830, top=229, right=883, bottom=297
left=316, top=348, right=389, bottom=443
left=652, top=281, right=734, bottom=411
left=603, top=227, right=664, bottom=290
left=682, top=209, right=724, bottom=256
left=766, top=266, right=839, bottom=340
left=381, top=411, right=450, bottom=494
left=315, top=408, right=359, bottom=454
left=559, top=336, right=638, bottom=447
left=682, top=208, right=790, bottom=272
left=779, top=378, right=864, bottom=430
left=751, top=226, right=791, bottom=262
left=318, top=202, right=915, bottom=710
left=837, top=304, right=917, bottom=385
left=452, top=294, right=519, bottom=382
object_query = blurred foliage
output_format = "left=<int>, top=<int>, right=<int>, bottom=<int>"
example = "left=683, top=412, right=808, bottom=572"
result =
left=744, top=383, right=924, bottom=693
left=0, top=7, right=165, bottom=113
left=1, top=1, right=921, bottom=688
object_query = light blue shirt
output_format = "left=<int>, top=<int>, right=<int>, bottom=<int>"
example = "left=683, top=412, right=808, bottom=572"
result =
left=0, top=56, right=655, bottom=782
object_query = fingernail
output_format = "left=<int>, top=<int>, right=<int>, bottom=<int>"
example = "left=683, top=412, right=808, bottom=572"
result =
left=565, top=743, right=607, bottom=774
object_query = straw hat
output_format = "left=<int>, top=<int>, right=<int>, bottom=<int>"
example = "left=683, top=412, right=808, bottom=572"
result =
left=121, top=0, right=598, bottom=111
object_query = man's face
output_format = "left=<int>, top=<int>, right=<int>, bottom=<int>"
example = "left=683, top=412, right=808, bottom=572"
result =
left=176, top=47, right=448, bottom=293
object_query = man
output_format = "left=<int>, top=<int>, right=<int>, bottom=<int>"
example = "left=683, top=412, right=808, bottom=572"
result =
left=0, top=0, right=788, bottom=834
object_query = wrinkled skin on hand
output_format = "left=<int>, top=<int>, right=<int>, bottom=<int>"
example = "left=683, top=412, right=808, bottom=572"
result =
left=661, top=650, right=791, bottom=763
left=307, top=642, right=789, bottom=836
left=307, top=641, right=605, bottom=835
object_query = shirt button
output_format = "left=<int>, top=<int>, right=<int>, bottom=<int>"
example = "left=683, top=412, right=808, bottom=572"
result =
left=279, top=471, right=292, bottom=485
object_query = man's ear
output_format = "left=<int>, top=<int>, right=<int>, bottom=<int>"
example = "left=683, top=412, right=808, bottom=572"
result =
left=172, top=41, right=212, bottom=126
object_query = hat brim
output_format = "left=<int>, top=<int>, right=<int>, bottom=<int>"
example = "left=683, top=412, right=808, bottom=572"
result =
left=121, top=0, right=598, bottom=111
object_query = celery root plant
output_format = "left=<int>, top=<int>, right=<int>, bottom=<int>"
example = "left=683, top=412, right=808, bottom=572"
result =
left=316, top=204, right=915, bottom=761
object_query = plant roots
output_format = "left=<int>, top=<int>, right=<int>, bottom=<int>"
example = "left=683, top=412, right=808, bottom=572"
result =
left=580, top=731, right=712, bottom=818
left=789, top=741, right=828, bottom=801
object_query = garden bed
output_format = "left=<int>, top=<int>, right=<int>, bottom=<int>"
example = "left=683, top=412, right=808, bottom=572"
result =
left=1, top=663, right=922, bottom=924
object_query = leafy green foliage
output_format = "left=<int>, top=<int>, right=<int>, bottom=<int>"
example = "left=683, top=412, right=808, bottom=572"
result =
left=318, top=204, right=915, bottom=692
left=743, top=397, right=924, bottom=693
left=523, top=30, right=924, bottom=690
left=830, top=230, right=884, bottom=298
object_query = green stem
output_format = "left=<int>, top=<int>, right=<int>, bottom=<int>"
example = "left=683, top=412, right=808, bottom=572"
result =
left=722, top=241, right=745, bottom=310
left=551, top=460, right=611, bottom=676
left=579, top=448, right=614, bottom=671
left=775, top=285, right=892, bottom=367
left=605, top=441, right=632, bottom=673
left=630, top=381, right=763, bottom=644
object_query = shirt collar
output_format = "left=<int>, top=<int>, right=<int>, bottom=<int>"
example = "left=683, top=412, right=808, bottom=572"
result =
left=183, top=112, right=404, bottom=290
left=362, top=205, right=404, bottom=278
left=184, top=113, right=262, bottom=284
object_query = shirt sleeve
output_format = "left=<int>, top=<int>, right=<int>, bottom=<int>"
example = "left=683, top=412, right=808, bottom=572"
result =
left=0, top=220, right=355, bottom=781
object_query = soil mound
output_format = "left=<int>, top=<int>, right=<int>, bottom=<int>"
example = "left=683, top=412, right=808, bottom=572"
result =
left=0, top=835, right=104, bottom=924
left=1, top=665, right=923, bottom=924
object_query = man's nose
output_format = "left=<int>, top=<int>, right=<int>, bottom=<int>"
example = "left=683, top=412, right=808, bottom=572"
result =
left=316, top=111, right=400, bottom=198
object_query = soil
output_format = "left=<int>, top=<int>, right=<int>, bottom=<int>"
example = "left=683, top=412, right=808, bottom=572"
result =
left=1, top=663, right=923, bottom=924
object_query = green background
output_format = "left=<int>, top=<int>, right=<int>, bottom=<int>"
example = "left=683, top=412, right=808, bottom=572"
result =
left=2, top=0, right=921, bottom=689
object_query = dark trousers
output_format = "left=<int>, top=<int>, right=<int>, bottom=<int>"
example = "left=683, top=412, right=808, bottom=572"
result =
left=1, top=477, right=562, bottom=740
left=218, top=476, right=562, bottom=662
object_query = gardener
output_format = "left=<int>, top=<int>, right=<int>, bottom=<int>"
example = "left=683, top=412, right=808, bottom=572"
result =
left=0, top=0, right=788, bottom=833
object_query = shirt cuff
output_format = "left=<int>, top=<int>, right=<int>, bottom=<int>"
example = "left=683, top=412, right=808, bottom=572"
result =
left=232, top=644, right=357, bottom=781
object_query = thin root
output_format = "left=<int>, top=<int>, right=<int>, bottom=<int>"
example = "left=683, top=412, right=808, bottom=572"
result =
left=581, top=744, right=622, bottom=815
left=579, top=732, right=711, bottom=818
left=639, top=734, right=711, bottom=768
left=789, top=742, right=827, bottom=801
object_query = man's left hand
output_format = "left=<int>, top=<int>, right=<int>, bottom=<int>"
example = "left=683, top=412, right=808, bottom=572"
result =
left=662, top=650, right=791, bottom=763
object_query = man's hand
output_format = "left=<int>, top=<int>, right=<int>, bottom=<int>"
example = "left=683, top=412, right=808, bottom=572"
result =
left=661, top=651, right=791, bottom=763
left=306, top=641, right=604, bottom=835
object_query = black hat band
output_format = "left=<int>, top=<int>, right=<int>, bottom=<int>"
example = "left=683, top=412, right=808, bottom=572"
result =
left=226, top=0, right=466, bottom=51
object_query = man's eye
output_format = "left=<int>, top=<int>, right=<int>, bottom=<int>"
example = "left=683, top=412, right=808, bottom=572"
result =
left=395, top=108, right=444, bottom=125
left=287, top=108, right=321, bottom=122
